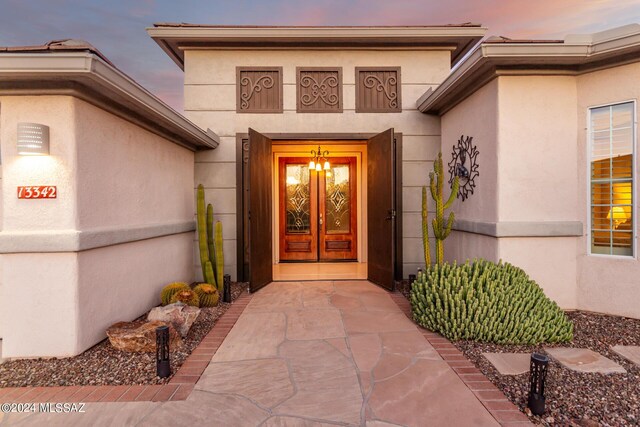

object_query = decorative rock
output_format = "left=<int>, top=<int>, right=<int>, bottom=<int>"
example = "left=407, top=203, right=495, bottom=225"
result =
left=483, top=352, right=531, bottom=375
left=148, top=302, right=201, bottom=337
left=544, top=347, right=626, bottom=374
left=611, top=345, right=640, bottom=366
left=106, top=320, right=181, bottom=352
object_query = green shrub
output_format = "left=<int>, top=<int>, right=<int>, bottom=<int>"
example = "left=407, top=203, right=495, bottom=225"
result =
left=410, top=259, right=573, bottom=344
left=160, top=282, right=190, bottom=306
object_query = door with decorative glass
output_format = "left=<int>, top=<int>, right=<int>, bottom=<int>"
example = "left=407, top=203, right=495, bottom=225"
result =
left=279, top=156, right=357, bottom=262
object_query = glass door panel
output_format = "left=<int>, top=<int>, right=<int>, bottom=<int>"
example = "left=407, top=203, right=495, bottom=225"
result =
left=279, top=156, right=357, bottom=262
left=279, top=158, right=318, bottom=261
left=320, top=157, right=357, bottom=260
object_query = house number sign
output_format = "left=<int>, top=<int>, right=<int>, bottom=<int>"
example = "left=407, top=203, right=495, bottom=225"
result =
left=17, top=186, right=57, bottom=199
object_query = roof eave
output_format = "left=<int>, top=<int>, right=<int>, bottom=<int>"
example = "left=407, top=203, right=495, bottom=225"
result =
left=0, top=52, right=218, bottom=150
left=146, top=25, right=487, bottom=69
left=418, top=35, right=640, bottom=115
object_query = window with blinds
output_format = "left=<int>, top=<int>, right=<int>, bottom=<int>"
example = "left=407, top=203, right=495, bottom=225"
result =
left=589, top=101, right=635, bottom=256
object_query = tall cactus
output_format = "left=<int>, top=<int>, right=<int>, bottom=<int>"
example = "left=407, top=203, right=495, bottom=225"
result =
left=429, top=152, right=459, bottom=265
left=197, top=185, right=215, bottom=285
left=207, top=203, right=216, bottom=280
left=197, top=184, right=224, bottom=288
left=421, top=186, right=431, bottom=267
left=214, top=221, right=224, bottom=294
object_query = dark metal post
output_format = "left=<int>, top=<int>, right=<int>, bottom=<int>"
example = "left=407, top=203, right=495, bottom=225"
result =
left=223, top=274, right=232, bottom=303
left=528, top=353, right=549, bottom=415
left=156, top=325, right=170, bottom=378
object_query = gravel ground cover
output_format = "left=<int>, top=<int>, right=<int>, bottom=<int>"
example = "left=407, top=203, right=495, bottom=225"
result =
left=454, top=311, right=640, bottom=426
left=0, top=282, right=246, bottom=388
left=398, top=281, right=640, bottom=426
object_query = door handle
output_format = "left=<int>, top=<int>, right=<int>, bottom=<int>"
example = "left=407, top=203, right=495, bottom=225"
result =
left=319, top=213, right=323, bottom=225
left=385, top=210, right=396, bottom=221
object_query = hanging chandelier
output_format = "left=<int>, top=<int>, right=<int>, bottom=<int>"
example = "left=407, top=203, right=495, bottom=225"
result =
left=309, top=145, right=330, bottom=172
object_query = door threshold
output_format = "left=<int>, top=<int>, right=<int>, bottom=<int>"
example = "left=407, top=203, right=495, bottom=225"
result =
left=273, top=262, right=367, bottom=281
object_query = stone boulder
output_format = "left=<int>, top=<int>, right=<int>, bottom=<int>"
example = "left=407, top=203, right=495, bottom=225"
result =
left=148, top=302, right=201, bottom=337
left=106, top=320, right=182, bottom=352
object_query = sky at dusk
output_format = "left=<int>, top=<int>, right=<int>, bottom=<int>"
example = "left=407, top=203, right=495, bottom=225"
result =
left=1, top=0, right=639, bottom=112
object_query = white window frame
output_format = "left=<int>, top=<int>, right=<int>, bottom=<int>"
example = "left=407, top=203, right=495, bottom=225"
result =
left=587, top=99, right=637, bottom=259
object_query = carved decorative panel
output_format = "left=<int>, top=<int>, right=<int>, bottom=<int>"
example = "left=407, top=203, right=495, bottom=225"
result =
left=296, top=67, right=343, bottom=113
left=236, top=67, right=283, bottom=113
left=355, top=67, right=401, bottom=113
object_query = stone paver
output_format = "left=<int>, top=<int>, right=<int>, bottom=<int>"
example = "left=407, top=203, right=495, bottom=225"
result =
left=275, top=339, right=363, bottom=424
left=611, top=345, right=640, bottom=366
left=139, top=390, right=269, bottom=426
left=368, top=358, right=498, bottom=426
left=262, top=416, right=341, bottom=426
left=0, top=402, right=160, bottom=427
left=483, top=353, right=531, bottom=375
left=3, top=281, right=510, bottom=426
left=196, top=359, right=294, bottom=407
left=286, top=308, right=345, bottom=340
left=545, top=347, right=626, bottom=373
left=211, top=311, right=285, bottom=361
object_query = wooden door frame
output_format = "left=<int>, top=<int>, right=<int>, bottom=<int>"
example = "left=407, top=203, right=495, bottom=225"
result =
left=236, top=132, right=403, bottom=284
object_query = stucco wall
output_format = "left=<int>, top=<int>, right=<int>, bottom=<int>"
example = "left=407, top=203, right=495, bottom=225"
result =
left=497, top=76, right=579, bottom=222
left=0, top=96, right=78, bottom=343
left=184, top=49, right=450, bottom=278
left=439, top=77, right=580, bottom=309
left=441, top=79, right=500, bottom=266
left=0, top=96, right=79, bottom=231
left=0, top=95, right=197, bottom=357
left=75, top=98, right=195, bottom=229
left=76, top=234, right=193, bottom=353
left=576, top=63, right=640, bottom=318
left=496, top=76, right=579, bottom=308
left=442, top=79, right=499, bottom=225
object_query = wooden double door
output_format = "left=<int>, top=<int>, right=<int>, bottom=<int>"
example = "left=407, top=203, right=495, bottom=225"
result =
left=279, top=156, right=357, bottom=262
left=245, top=128, right=400, bottom=293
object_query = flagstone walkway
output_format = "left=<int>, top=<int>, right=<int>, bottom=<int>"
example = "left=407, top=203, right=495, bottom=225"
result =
left=2, top=281, right=507, bottom=427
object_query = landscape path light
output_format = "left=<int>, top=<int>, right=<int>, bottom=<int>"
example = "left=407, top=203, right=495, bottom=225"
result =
left=528, top=352, right=549, bottom=415
left=223, top=273, right=232, bottom=303
left=156, top=325, right=171, bottom=378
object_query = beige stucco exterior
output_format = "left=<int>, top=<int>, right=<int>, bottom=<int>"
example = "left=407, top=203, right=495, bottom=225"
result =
left=0, top=95, right=197, bottom=357
left=441, top=76, right=580, bottom=309
left=576, top=62, right=640, bottom=318
left=1, top=23, right=639, bottom=361
left=185, top=49, right=450, bottom=279
left=440, top=66, right=639, bottom=317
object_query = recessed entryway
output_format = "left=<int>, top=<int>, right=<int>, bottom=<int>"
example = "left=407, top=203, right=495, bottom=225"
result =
left=273, top=262, right=368, bottom=281
left=237, top=130, right=402, bottom=292
left=277, top=156, right=359, bottom=262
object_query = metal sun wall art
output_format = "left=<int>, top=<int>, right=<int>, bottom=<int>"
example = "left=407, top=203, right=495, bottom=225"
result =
left=448, top=135, right=479, bottom=201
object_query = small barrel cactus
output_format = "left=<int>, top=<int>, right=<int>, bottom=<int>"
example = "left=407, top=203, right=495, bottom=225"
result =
left=160, top=282, right=190, bottom=306
left=170, top=289, right=200, bottom=307
left=194, top=283, right=219, bottom=307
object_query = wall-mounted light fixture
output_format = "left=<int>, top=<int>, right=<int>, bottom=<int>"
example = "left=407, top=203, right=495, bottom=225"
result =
left=17, top=123, right=49, bottom=155
left=309, top=145, right=330, bottom=173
